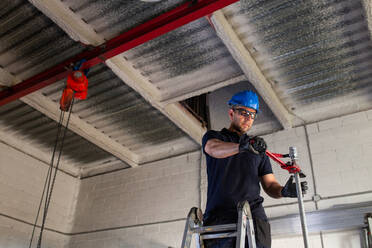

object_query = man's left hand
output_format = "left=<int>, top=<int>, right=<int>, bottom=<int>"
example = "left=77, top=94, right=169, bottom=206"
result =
left=251, top=136, right=267, bottom=154
left=239, top=135, right=267, bottom=155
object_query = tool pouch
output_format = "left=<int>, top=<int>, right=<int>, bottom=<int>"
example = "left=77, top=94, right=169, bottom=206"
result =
left=254, top=217, right=271, bottom=248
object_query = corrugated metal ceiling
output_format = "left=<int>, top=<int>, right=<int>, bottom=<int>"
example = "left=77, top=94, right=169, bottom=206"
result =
left=224, top=0, right=372, bottom=122
left=41, top=64, right=198, bottom=154
left=0, top=0, right=84, bottom=81
left=60, top=0, right=245, bottom=103
left=60, top=0, right=187, bottom=40
left=0, top=0, right=199, bottom=176
left=0, top=100, right=126, bottom=176
left=1, top=0, right=372, bottom=177
left=123, top=18, right=243, bottom=102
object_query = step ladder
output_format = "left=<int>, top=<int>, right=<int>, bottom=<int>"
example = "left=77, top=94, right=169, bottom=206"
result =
left=181, top=201, right=256, bottom=248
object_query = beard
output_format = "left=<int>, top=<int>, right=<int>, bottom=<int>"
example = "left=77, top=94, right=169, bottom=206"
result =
left=230, top=121, right=246, bottom=134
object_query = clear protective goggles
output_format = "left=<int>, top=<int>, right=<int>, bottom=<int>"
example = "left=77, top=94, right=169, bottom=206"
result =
left=232, top=107, right=257, bottom=120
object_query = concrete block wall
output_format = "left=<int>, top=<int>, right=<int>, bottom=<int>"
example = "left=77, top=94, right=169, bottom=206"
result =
left=68, top=109, right=372, bottom=248
left=260, top=109, right=372, bottom=211
left=262, top=109, right=372, bottom=247
left=0, top=216, right=69, bottom=248
left=3, top=109, right=371, bottom=248
left=262, top=126, right=317, bottom=215
left=272, top=229, right=364, bottom=248
left=69, top=151, right=201, bottom=248
left=0, top=141, right=79, bottom=248
left=308, top=110, right=372, bottom=199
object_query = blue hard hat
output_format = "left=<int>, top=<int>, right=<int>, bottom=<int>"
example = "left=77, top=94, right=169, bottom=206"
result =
left=228, top=90, right=259, bottom=113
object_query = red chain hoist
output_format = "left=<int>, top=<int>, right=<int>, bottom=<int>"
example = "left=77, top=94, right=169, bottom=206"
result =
left=30, top=61, right=89, bottom=248
left=59, top=69, right=88, bottom=111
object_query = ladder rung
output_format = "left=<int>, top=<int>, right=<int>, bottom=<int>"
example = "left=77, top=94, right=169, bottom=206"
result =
left=202, top=232, right=237, bottom=240
left=192, top=224, right=237, bottom=234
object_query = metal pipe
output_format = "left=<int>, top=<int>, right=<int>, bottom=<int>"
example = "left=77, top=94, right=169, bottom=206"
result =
left=290, top=147, right=310, bottom=248
left=0, top=0, right=238, bottom=107
left=294, top=172, right=310, bottom=248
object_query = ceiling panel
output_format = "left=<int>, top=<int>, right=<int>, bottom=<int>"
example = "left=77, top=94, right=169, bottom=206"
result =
left=0, top=100, right=126, bottom=176
left=41, top=64, right=199, bottom=158
left=0, top=0, right=84, bottom=81
left=225, top=0, right=372, bottom=123
left=123, top=18, right=244, bottom=102
left=60, top=0, right=187, bottom=40
left=0, top=0, right=199, bottom=176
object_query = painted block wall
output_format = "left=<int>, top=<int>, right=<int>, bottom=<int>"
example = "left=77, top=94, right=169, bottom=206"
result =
left=272, top=229, right=364, bottom=248
left=69, top=151, right=201, bottom=247
left=69, top=109, right=372, bottom=248
left=3, top=109, right=371, bottom=247
left=0, top=141, right=79, bottom=248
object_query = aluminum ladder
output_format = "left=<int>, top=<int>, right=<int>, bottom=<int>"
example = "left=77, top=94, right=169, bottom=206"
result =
left=181, top=201, right=256, bottom=248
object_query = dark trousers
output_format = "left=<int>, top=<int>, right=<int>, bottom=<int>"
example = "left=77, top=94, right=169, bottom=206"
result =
left=203, top=214, right=271, bottom=248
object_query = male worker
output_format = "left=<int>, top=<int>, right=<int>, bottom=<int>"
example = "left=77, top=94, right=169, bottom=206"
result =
left=202, top=90, right=307, bottom=248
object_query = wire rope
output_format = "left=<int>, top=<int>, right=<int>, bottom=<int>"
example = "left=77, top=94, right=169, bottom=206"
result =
left=29, top=99, right=75, bottom=248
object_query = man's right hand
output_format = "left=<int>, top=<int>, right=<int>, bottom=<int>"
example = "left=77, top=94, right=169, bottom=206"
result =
left=239, top=135, right=267, bottom=155
left=281, top=176, right=308, bottom=198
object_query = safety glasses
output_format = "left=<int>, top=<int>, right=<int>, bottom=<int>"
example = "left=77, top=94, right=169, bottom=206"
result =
left=233, top=107, right=257, bottom=120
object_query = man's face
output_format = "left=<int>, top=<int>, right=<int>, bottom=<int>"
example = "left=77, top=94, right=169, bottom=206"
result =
left=228, top=106, right=256, bottom=133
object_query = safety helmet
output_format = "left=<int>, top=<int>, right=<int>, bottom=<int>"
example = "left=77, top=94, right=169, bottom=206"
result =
left=228, top=90, right=259, bottom=113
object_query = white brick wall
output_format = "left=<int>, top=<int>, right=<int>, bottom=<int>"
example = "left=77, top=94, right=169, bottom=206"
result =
left=70, top=109, right=372, bottom=247
left=272, top=233, right=323, bottom=248
left=69, top=220, right=189, bottom=248
left=0, top=141, right=79, bottom=248
left=308, top=111, right=372, bottom=199
left=69, top=151, right=201, bottom=247
left=4, top=108, right=372, bottom=248
left=322, top=229, right=363, bottom=248
left=272, top=229, right=364, bottom=248
left=0, top=216, right=69, bottom=248
left=261, top=126, right=315, bottom=207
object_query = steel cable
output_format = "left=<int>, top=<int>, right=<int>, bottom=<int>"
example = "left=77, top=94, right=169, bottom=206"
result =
left=28, top=99, right=75, bottom=248
left=28, top=110, right=64, bottom=248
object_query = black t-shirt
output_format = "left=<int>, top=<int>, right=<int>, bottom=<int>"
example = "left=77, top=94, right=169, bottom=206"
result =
left=202, top=128, right=273, bottom=222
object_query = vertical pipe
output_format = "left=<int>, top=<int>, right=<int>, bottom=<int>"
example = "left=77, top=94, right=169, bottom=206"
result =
left=289, top=147, right=310, bottom=248
left=294, top=172, right=310, bottom=248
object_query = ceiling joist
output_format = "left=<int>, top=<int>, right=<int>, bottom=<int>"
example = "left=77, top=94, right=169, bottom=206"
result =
left=106, top=57, right=206, bottom=144
left=21, top=92, right=139, bottom=167
left=1, top=63, right=140, bottom=169
left=211, top=10, right=293, bottom=129
left=362, top=0, right=372, bottom=40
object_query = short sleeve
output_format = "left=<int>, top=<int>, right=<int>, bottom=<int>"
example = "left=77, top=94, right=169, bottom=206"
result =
left=258, top=154, right=273, bottom=177
left=202, top=130, right=222, bottom=155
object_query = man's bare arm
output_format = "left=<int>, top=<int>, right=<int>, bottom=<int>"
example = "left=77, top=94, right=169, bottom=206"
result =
left=204, top=139, right=239, bottom=158
left=260, top=173, right=283, bottom=199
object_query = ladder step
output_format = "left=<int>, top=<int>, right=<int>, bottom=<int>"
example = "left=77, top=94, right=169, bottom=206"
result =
left=202, top=232, right=237, bottom=240
left=192, top=224, right=237, bottom=234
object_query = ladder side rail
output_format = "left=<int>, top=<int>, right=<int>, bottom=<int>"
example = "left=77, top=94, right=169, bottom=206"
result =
left=241, top=201, right=257, bottom=248
left=181, top=207, right=200, bottom=248
left=236, top=201, right=247, bottom=248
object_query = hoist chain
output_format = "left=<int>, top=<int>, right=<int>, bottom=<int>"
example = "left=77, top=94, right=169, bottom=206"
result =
left=29, top=98, right=75, bottom=248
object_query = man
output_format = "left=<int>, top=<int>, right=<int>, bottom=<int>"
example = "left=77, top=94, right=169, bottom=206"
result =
left=202, top=90, right=307, bottom=248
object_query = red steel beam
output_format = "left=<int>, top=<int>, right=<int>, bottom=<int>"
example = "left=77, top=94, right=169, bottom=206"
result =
left=0, top=0, right=238, bottom=106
